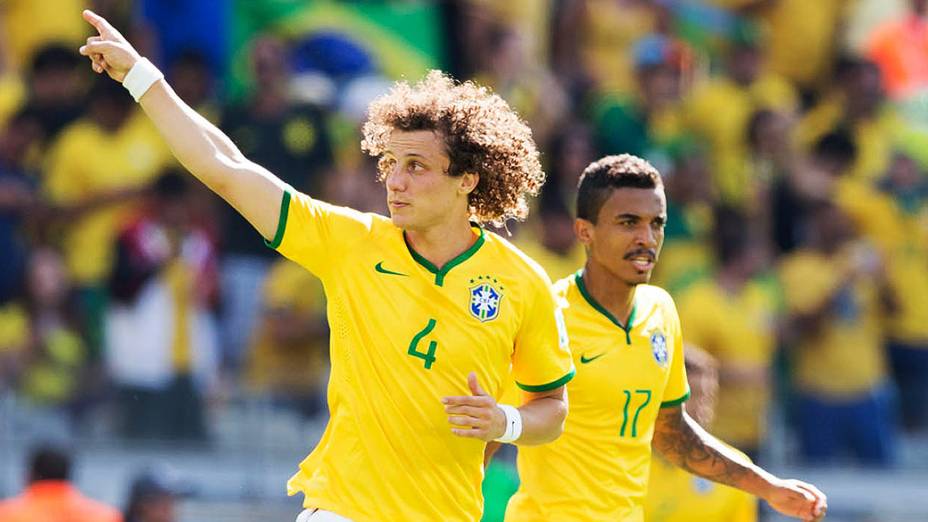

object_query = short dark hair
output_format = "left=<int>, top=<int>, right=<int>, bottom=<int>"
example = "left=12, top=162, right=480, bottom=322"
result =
left=29, top=444, right=71, bottom=482
left=29, top=43, right=81, bottom=76
left=812, top=130, right=857, bottom=172
left=152, top=170, right=190, bottom=199
left=576, top=154, right=662, bottom=223
left=713, top=205, right=750, bottom=266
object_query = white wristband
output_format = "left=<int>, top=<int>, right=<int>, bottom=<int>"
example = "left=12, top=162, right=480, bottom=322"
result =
left=122, top=58, right=163, bottom=102
left=494, top=404, right=523, bottom=443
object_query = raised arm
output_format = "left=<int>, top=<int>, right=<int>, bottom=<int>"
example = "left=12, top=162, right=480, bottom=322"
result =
left=78, top=9, right=284, bottom=240
left=652, top=405, right=827, bottom=521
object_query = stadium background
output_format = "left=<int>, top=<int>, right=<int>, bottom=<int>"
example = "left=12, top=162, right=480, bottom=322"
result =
left=0, top=0, right=927, bottom=520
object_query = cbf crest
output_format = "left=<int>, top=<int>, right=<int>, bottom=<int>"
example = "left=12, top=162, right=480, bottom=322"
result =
left=469, top=276, right=504, bottom=322
left=650, top=330, right=669, bottom=367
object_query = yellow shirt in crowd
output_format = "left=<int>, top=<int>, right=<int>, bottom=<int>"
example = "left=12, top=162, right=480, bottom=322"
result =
left=270, top=190, right=574, bottom=522
left=685, top=74, right=797, bottom=207
left=755, top=0, right=850, bottom=90
left=833, top=179, right=928, bottom=345
left=507, top=273, right=689, bottom=522
left=779, top=247, right=887, bottom=398
left=246, top=258, right=329, bottom=395
left=676, top=277, right=779, bottom=448
left=43, top=111, right=171, bottom=285
left=0, top=0, right=89, bottom=70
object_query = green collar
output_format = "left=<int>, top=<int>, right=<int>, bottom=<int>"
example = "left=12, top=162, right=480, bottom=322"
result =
left=574, top=270, right=637, bottom=345
left=404, top=227, right=485, bottom=286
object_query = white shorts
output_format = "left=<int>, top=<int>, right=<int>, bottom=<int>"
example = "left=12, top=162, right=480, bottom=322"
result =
left=295, top=508, right=354, bottom=522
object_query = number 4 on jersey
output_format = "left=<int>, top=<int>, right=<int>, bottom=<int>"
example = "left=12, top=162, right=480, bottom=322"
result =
left=408, top=319, right=438, bottom=369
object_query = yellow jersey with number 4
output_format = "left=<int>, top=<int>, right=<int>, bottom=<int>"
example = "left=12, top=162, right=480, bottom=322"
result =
left=268, top=190, right=574, bottom=522
left=506, top=272, right=689, bottom=522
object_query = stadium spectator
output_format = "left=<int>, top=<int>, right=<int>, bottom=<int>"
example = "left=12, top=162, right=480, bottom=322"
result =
left=0, top=444, right=121, bottom=522
left=105, top=171, right=219, bottom=441
left=43, top=76, right=172, bottom=360
left=245, top=259, right=329, bottom=419
left=676, top=207, right=779, bottom=460
left=123, top=470, right=182, bottom=522
left=167, top=50, right=219, bottom=124
left=538, top=120, right=594, bottom=213
left=0, top=0, right=88, bottom=72
left=796, top=57, right=916, bottom=183
left=649, top=144, right=716, bottom=292
left=740, top=0, right=849, bottom=96
left=513, top=197, right=585, bottom=283
left=474, top=23, right=568, bottom=146
left=877, top=153, right=928, bottom=432
left=0, top=109, right=42, bottom=303
left=645, top=345, right=758, bottom=521
left=684, top=20, right=798, bottom=209
left=779, top=201, right=898, bottom=465
left=866, top=0, right=928, bottom=100
left=18, top=248, right=86, bottom=410
left=575, top=0, right=662, bottom=95
left=592, top=34, right=689, bottom=163
left=21, top=44, right=87, bottom=143
left=217, top=35, right=333, bottom=369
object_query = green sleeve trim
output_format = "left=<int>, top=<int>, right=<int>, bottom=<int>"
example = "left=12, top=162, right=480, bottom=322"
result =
left=516, top=367, right=575, bottom=392
left=660, top=389, right=691, bottom=408
left=264, top=189, right=292, bottom=249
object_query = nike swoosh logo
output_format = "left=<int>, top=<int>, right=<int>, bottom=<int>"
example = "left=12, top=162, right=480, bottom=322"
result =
left=375, top=262, right=408, bottom=277
left=580, top=352, right=606, bottom=364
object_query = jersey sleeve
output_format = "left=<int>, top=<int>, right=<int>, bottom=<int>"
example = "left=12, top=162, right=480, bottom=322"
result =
left=661, top=297, right=690, bottom=408
left=265, top=188, right=373, bottom=279
left=511, top=276, right=575, bottom=392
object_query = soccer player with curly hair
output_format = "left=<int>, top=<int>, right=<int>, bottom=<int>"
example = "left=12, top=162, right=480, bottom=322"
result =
left=80, top=10, right=573, bottom=522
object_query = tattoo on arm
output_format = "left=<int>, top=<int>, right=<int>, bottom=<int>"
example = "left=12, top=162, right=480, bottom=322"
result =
left=652, top=407, right=759, bottom=491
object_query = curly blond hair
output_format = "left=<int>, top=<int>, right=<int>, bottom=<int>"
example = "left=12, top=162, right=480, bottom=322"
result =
left=361, top=70, right=544, bottom=225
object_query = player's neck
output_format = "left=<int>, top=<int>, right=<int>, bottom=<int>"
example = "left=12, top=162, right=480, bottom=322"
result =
left=405, top=218, right=478, bottom=270
left=582, top=261, right=636, bottom=326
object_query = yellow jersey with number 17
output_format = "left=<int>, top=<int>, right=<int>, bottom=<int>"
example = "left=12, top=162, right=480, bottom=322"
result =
left=268, top=189, right=575, bottom=522
left=506, top=272, right=689, bottom=522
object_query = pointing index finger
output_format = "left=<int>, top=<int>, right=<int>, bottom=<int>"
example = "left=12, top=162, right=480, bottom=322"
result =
left=82, top=9, right=116, bottom=38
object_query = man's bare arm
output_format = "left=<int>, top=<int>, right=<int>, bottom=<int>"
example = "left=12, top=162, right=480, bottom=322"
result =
left=444, top=373, right=567, bottom=445
left=79, top=9, right=285, bottom=240
left=653, top=405, right=827, bottom=521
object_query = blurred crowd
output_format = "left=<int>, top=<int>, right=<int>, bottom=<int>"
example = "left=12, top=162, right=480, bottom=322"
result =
left=1, top=0, right=927, bottom=474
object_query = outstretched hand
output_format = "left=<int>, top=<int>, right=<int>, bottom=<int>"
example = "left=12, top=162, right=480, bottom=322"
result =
left=78, top=9, right=142, bottom=82
left=442, top=372, right=507, bottom=441
left=764, top=478, right=827, bottom=521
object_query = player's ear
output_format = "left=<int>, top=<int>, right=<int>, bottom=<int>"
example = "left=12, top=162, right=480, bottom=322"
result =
left=574, top=218, right=594, bottom=246
left=458, top=172, right=479, bottom=196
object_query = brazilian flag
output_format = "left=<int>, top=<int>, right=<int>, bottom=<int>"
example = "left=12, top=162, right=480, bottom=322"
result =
left=230, top=0, right=444, bottom=101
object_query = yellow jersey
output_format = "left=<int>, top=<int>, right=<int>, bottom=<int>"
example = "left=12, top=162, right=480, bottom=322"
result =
left=43, top=112, right=172, bottom=285
left=506, top=272, right=689, bottom=522
left=270, top=190, right=575, bottom=522
left=676, top=278, right=779, bottom=447
left=779, top=247, right=887, bottom=398
left=246, top=258, right=329, bottom=396
left=685, top=74, right=797, bottom=207
left=645, top=455, right=757, bottom=522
